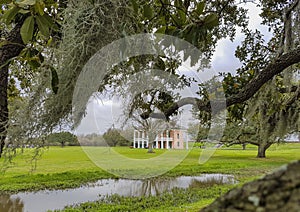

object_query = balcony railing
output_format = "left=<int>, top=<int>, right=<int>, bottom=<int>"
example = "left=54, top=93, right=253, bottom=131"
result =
left=157, top=137, right=173, bottom=141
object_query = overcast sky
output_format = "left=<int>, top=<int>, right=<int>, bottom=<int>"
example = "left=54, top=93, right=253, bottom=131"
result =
left=75, top=2, right=272, bottom=135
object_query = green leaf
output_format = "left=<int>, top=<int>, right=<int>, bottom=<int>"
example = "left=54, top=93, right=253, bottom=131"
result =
left=196, top=2, right=205, bottom=15
left=0, top=0, right=12, bottom=4
left=174, top=0, right=183, bottom=7
left=41, top=13, right=55, bottom=27
left=34, top=1, right=45, bottom=16
left=47, top=36, right=53, bottom=46
left=130, top=0, right=138, bottom=14
left=171, top=14, right=181, bottom=26
left=184, top=24, right=196, bottom=43
left=2, top=6, right=20, bottom=24
left=249, top=69, right=255, bottom=76
left=36, top=15, right=50, bottom=37
left=165, top=26, right=176, bottom=35
left=156, top=26, right=166, bottom=34
left=25, top=48, right=39, bottom=57
left=18, top=9, right=30, bottom=14
left=204, top=13, right=219, bottom=29
left=16, top=0, right=36, bottom=7
left=28, top=58, right=40, bottom=69
left=23, top=48, right=43, bottom=69
left=178, top=10, right=186, bottom=24
left=20, top=16, right=35, bottom=44
left=143, top=5, right=153, bottom=19
left=51, top=67, right=59, bottom=94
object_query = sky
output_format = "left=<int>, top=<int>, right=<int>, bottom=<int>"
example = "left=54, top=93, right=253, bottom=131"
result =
left=75, top=2, right=272, bottom=135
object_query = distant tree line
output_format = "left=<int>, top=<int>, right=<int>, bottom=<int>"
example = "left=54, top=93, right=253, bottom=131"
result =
left=46, top=128, right=134, bottom=147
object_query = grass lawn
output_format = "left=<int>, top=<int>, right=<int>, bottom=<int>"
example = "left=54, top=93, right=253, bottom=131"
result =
left=0, top=143, right=299, bottom=211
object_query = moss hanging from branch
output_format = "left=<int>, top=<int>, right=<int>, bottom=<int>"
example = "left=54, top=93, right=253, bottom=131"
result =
left=23, top=0, right=139, bottom=133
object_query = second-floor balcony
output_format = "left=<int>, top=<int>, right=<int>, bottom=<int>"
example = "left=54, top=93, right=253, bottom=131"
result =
left=156, top=137, right=173, bottom=142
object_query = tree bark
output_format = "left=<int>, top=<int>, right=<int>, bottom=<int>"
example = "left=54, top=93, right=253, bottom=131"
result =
left=201, top=160, right=300, bottom=212
left=0, top=64, right=9, bottom=158
left=147, top=131, right=155, bottom=153
left=256, top=143, right=272, bottom=158
left=257, top=144, right=266, bottom=158
left=0, top=21, right=25, bottom=157
left=242, top=143, right=246, bottom=150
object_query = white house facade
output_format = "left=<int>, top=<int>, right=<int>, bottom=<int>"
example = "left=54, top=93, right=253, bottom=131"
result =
left=133, top=129, right=188, bottom=149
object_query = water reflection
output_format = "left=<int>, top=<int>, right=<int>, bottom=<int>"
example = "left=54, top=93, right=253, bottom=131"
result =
left=0, top=174, right=235, bottom=212
left=0, top=194, right=24, bottom=212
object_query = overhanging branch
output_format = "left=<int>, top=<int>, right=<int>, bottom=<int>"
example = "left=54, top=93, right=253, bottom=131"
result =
left=227, top=46, right=300, bottom=105
left=141, top=46, right=300, bottom=119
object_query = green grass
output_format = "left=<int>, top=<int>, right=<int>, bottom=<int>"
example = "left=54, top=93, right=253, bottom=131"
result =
left=0, top=147, right=114, bottom=192
left=0, top=143, right=299, bottom=211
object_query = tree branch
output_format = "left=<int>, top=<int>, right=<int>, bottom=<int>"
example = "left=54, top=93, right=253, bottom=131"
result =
left=141, top=46, right=300, bottom=119
left=226, top=46, right=300, bottom=105
left=0, top=20, right=25, bottom=157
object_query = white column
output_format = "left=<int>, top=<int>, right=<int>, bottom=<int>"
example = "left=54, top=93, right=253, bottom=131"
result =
left=160, top=132, right=164, bottom=149
left=155, top=136, right=158, bottom=149
left=133, top=130, right=136, bottom=148
left=166, top=130, right=169, bottom=149
left=142, top=131, right=145, bottom=148
left=137, top=131, right=141, bottom=148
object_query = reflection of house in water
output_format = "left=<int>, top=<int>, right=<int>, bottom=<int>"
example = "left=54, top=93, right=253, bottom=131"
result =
left=0, top=194, right=24, bottom=212
left=133, top=129, right=188, bottom=149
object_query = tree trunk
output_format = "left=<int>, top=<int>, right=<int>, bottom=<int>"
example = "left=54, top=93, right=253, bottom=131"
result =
left=147, top=130, right=155, bottom=153
left=257, top=143, right=272, bottom=158
left=242, top=143, right=246, bottom=150
left=147, top=142, right=154, bottom=153
left=0, top=21, right=25, bottom=157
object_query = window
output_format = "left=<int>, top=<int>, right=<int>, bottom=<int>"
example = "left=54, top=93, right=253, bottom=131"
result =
left=177, top=133, right=180, bottom=139
left=177, top=142, right=180, bottom=147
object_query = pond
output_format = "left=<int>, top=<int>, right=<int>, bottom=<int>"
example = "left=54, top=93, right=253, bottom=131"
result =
left=0, top=174, right=236, bottom=212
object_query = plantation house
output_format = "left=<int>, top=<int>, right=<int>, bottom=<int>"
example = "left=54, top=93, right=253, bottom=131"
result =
left=133, top=129, right=188, bottom=149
